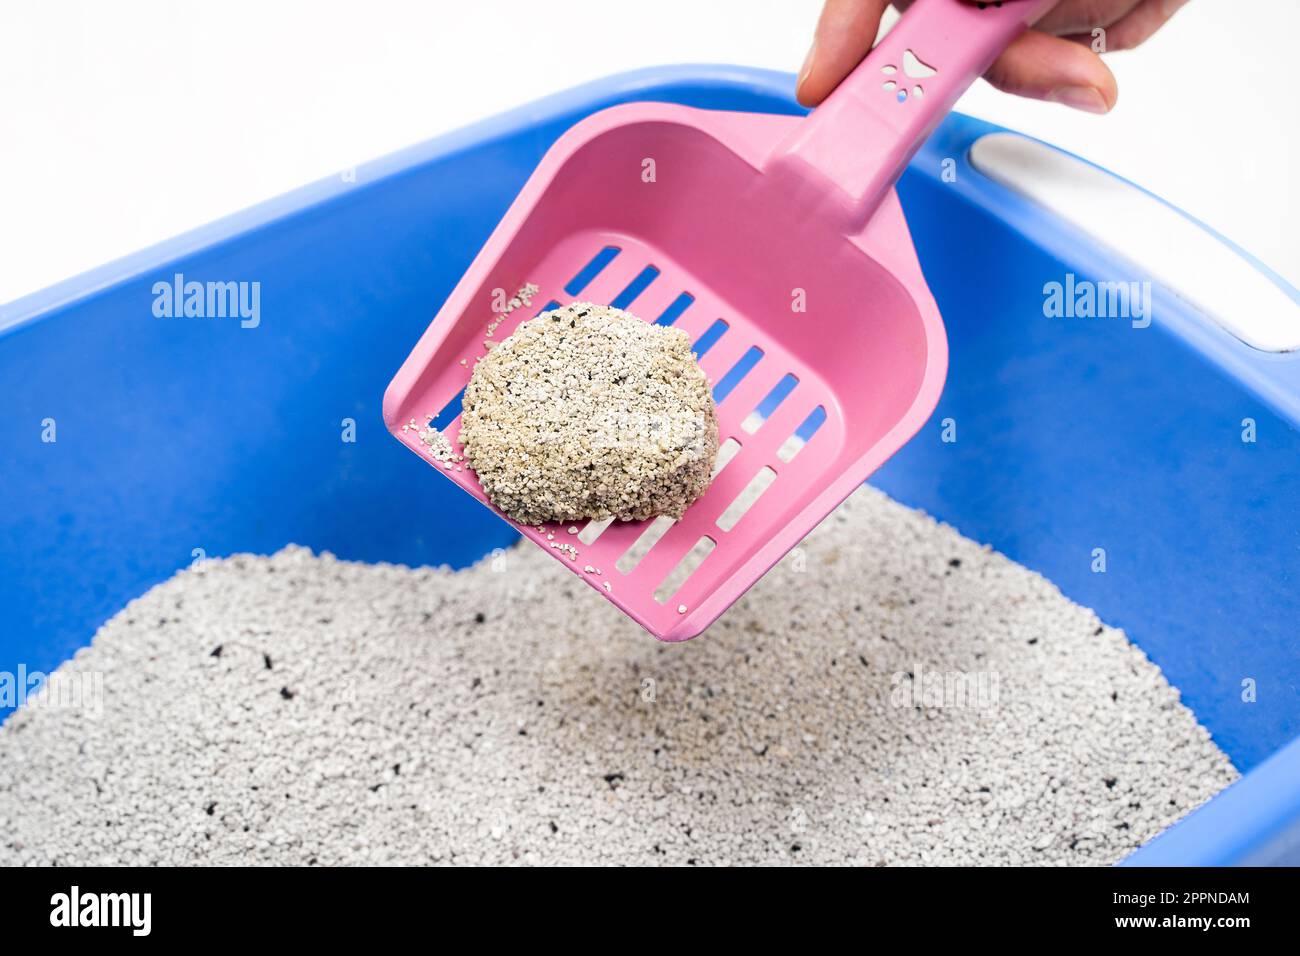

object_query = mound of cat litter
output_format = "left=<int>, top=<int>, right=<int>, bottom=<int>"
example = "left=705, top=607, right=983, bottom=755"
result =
left=460, top=302, right=719, bottom=525
left=0, top=485, right=1235, bottom=867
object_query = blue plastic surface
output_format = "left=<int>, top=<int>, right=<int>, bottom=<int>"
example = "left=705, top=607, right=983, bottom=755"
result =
left=1, top=65, right=1297, bottom=865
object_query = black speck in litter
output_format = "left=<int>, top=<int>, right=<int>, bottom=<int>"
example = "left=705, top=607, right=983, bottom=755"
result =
left=279, top=687, right=295, bottom=700
left=263, top=654, right=273, bottom=670
left=949, top=558, right=962, bottom=568
left=209, top=645, right=223, bottom=658
left=474, top=611, right=486, bottom=624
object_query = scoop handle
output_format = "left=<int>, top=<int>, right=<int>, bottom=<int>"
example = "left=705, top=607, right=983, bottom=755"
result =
left=768, top=0, right=1056, bottom=232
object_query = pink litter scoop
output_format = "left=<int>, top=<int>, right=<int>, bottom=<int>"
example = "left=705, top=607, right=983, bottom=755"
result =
left=385, top=0, right=1053, bottom=640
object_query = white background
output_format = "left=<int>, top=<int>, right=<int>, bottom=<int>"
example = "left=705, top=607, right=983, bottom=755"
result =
left=1, top=0, right=1295, bottom=304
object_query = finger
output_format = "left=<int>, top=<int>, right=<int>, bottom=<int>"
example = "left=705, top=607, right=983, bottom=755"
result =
left=1101, top=0, right=1192, bottom=51
left=1032, top=0, right=1143, bottom=36
left=796, top=0, right=891, bottom=107
left=983, top=29, right=1119, bottom=113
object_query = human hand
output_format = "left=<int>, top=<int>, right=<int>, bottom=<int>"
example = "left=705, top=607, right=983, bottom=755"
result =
left=796, top=0, right=1190, bottom=114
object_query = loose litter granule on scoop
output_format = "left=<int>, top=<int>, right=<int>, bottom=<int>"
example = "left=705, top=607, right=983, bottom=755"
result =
left=0, top=485, right=1236, bottom=866
left=459, top=302, right=719, bottom=526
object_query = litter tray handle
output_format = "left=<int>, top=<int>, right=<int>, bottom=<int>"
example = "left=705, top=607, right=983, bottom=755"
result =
left=766, top=0, right=1054, bottom=233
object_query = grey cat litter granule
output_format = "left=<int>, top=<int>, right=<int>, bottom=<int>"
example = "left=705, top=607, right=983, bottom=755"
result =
left=0, top=485, right=1235, bottom=866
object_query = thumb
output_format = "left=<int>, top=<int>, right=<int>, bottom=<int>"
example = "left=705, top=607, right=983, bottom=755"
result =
left=796, top=0, right=892, bottom=107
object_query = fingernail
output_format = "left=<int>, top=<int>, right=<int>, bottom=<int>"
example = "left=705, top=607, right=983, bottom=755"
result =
left=1047, top=85, right=1109, bottom=114
left=796, top=41, right=817, bottom=94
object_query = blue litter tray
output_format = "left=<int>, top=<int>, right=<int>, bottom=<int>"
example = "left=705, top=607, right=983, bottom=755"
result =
left=2, top=65, right=1297, bottom=866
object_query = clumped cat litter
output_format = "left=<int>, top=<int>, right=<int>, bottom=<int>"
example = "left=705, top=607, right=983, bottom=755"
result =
left=0, top=486, right=1234, bottom=866
left=460, top=302, right=719, bottom=526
